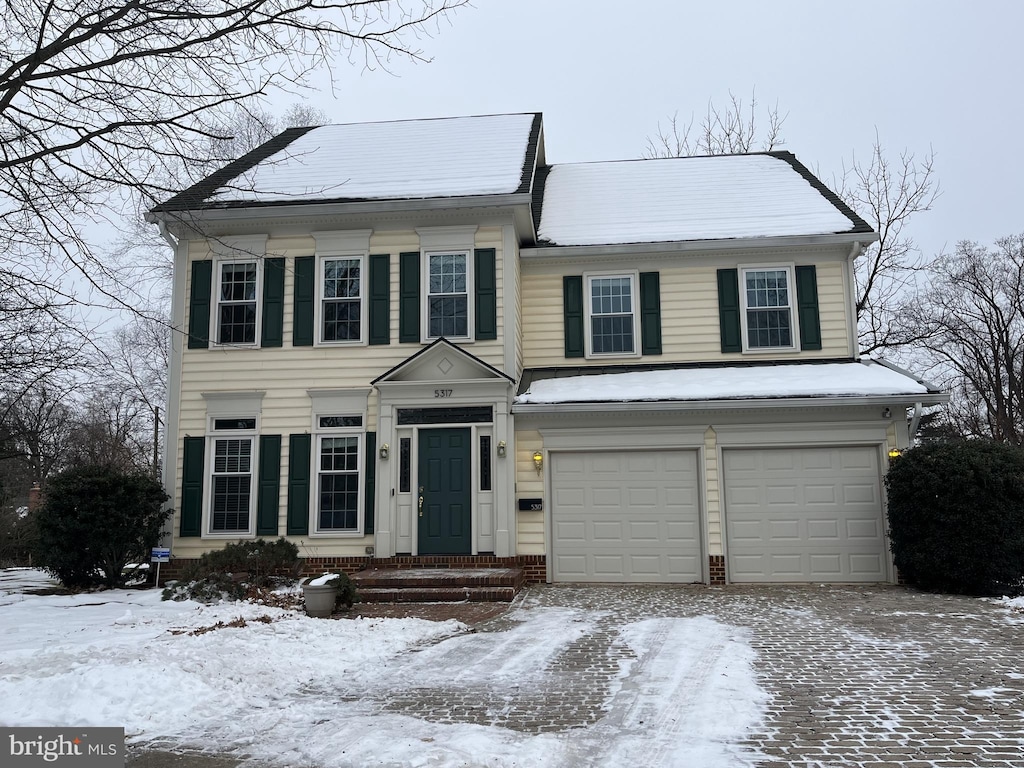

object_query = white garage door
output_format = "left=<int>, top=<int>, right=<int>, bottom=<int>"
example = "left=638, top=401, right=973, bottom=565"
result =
left=550, top=450, right=702, bottom=583
left=724, top=447, right=887, bottom=583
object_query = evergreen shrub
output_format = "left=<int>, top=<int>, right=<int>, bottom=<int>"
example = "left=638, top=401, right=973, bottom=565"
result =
left=34, top=466, right=169, bottom=589
left=886, top=442, right=1024, bottom=596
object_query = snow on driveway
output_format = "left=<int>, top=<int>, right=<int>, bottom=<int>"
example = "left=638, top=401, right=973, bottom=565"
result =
left=0, top=569, right=766, bottom=767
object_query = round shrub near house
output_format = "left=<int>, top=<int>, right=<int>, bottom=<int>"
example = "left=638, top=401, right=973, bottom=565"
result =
left=886, top=442, right=1024, bottom=596
left=34, top=466, right=170, bottom=589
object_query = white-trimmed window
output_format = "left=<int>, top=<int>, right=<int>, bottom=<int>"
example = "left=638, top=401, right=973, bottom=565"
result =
left=209, top=417, right=257, bottom=534
left=586, top=273, right=639, bottom=356
left=319, top=255, right=365, bottom=343
left=426, top=251, right=471, bottom=339
left=742, top=267, right=796, bottom=350
left=215, top=261, right=260, bottom=345
left=314, top=414, right=363, bottom=534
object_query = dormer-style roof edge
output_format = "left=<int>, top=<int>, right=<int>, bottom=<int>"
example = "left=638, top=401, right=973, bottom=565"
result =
left=517, top=113, right=544, bottom=196
left=150, top=126, right=319, bottom=215
left=151, top=112, right=543, bottom=218
left=767, top=150, right=874, bottom=234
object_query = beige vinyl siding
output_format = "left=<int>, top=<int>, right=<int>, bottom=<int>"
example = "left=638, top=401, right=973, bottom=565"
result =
left=173, top=227, right=506, bottom=556
left=521, top=259, right=851, bottom=368
left=514, top=429, right=545, bottom=554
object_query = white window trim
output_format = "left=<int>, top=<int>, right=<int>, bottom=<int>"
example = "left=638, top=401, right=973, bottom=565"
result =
left=310, top=415, right=365, bottom=537
left=739, top=263, right=799, bottom=353
left=584, top=270, right=641, bottom=359
left=422, top=249, right=474, bottom=342
left=210, top=257, right=263, bottom=349
left=203, top=415, right=259, bottom=538
left=315, top=252, right=368, bottom=346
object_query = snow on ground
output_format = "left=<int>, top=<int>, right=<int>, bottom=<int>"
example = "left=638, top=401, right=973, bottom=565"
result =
left=0, top=569, right=765, bottom=767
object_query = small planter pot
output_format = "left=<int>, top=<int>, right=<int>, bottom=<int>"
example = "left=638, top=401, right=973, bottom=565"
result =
left=302, top=584, right=339, bottom=618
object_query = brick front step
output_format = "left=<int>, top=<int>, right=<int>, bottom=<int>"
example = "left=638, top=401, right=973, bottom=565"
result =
left=356, top=585, right=520, bottom=603
left=351, top=567, right=525, bottom=603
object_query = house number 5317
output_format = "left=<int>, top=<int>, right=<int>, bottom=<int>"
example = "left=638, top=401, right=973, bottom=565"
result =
left=434, top=389, right=453, bottom=398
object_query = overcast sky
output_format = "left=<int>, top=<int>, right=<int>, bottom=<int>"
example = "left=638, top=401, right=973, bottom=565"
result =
left=285, top=0, right=1023, bottom=261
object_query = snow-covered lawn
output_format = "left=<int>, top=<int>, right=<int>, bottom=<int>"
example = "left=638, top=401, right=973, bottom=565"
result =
left=0, top=568, right=765, bottom=767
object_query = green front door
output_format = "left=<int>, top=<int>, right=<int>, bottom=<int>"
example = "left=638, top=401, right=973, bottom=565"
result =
left=418, top=428, right=472, bottom=555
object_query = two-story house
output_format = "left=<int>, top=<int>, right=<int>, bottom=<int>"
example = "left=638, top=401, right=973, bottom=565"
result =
left=148, top=112, right=945, bottom=585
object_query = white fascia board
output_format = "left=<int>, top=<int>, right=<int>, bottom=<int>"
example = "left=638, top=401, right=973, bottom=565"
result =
left=511, top=392, right=950, bottom=415
left=520, top=232, right=880, bottom=260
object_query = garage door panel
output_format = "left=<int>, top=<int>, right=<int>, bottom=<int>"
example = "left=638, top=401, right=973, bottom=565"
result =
left=847, top=518, right=881, bottom=539
left=551, top=450, right=702, bottom=583
left=725, top=447, right=887, bottom=583
left=842, top=483, right=878, bottom=504
left=850, top=553, right=885, bottom=575
left=768, top=518, right=801, bottom=540
left=593, top=521, right=624, bottom=540
left=807, top=519, right=840, bottom=540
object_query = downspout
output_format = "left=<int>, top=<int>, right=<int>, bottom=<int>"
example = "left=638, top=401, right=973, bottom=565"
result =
left=846, top=241, right=863, bottom=360
left=908, top=402, right=924, bottom=442
left=157, top=220, right=178, bottom=249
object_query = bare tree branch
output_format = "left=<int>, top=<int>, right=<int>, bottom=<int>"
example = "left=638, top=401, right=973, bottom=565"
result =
left=0, top=0, right=466, bottom=396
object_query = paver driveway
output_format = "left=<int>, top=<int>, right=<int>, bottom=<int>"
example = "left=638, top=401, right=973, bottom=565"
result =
left=502, top=584, right=1024, bottom=768
left=128, top=584, right=1024, bottom=767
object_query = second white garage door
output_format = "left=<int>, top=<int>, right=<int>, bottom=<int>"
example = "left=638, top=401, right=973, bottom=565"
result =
left=550, top=450, right=702, bottom=583
left=723, top=446, right=887, bottom=583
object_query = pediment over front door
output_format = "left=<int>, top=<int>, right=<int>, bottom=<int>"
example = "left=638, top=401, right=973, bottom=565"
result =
left=372, top=338, right=515, bottom=386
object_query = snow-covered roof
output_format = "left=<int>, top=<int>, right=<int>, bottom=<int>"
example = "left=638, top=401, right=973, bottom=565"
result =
left=536, top=153, right=868, bottom=247
left=515, top=361, right=933, bottom=406
left=158, top=113, right=540, bottom=210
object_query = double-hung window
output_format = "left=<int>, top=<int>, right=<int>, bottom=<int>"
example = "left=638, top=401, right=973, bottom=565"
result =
left=426, top=252, right=470, bottom=338
left=216, top=262, right=259, bottom=345
left=586, top=273, right=639, bottom=356
left=742, top=267, right=796, bottom=350
left=320, top=256, right=363, bottom=343
left=209, top=418, right=257, bottom=534
left=315, top=415, right=363, bottom=534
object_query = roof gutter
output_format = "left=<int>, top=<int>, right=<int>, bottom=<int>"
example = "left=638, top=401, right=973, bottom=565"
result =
left=520, top=231, right=880, bottom=259
left=148, top=192, right=535, bottom=225
left=512, top=392, right=949, bottom=415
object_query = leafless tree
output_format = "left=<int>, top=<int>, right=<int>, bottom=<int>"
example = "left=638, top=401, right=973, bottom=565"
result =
left=835, top=136, right=939, bottom=354
left=904, top=235, right=1024, bottom=444
left=1, top=0, right=466, bottom=392
left=643, top=90, right=786, bottom=158
left=644, top=97, right=938, bottom=357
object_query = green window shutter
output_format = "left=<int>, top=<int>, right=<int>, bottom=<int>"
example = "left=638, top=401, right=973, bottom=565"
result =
left=563, top=275, right=585, bottom=358
left=474, top=248, right=497, bottom=341
left=369, top=254, right=391, bottom=345
left=286, top=434, right=311, bottom=536
left=293, top=255, right=314, bottom=347
left=364, top=432, right=376, bottom=535
left=399, top=251, right=421, bottom=343
left=261, top=258, right=285, bottom=348
left=639, top=272, right=663, bottom=356
left=717, top=268, right=742, bottom=353
left=180, top=436, right=205, bottom=537
left=256, top=435, right=282, bottom=536
left=187, top=261, right=212, bottom=350
left=795, top=265, right=822, bottom=351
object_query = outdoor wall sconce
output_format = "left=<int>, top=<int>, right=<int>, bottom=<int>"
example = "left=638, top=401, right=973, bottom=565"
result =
left=882, top=407, right=892, bottom=419
left=888, top=448, right=902, bottom=459
left=532, top=450, right=544, bottom=474
left=379, top=443, right=390, bottom=460
left=497, top=440, right=507, bottom=457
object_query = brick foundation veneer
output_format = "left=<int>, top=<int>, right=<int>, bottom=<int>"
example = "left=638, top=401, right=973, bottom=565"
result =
left=159, top=554, right=547, bottom=585
left=708, top=555, right=726, bottom=585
